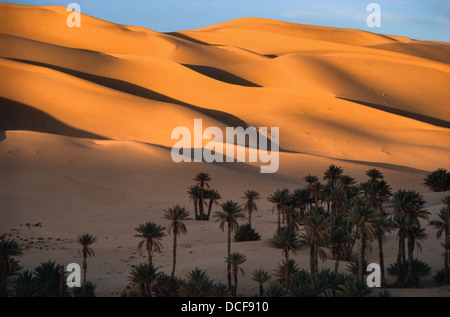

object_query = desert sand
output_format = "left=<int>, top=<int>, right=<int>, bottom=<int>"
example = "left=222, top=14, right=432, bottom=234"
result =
left=0, top=3, right=449, bottom=296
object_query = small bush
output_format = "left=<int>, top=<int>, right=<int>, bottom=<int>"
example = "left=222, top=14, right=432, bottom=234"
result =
left=387, top=259, right=432, bottom=287
left=234, top=224, right=261, bottom=242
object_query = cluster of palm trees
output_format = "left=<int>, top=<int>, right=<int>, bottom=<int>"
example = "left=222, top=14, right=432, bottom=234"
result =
left=265, top=165, right=449, bottom=289
left=0, top=233, right=97, bottom=296
left=1, top=166, right=449, bottom=297
left=187, top=172, right=221, bottom=221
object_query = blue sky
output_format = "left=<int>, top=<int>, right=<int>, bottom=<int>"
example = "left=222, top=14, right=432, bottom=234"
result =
left=2, top=0, right=449, bottom=42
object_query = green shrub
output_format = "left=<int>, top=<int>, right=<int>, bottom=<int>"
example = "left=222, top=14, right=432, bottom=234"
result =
left=234, top=224, right=261, bottom=242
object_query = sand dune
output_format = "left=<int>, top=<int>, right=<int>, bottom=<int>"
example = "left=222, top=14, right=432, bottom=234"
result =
left=0, top=3, right=449, bottom=296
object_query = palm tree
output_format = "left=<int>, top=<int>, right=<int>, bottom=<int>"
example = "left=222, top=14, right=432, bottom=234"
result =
left=323, top=164, right=343, bottom=187
left=442, top=239, right=450, bottom=282
left=303, top=175, right=320, bottom=211
left=292, top=188, right=310, bottom=221
left=273, top=227, right=299, bottom=288
left=304, top=174, right=319, bottom=186
left=283, top=197, right=299, bottom=231
left=360, top=180, right=392, bottom=212
left=214, top=200, right=245, bottom=291
left=429, top=203, right=450, bottom=283
left=163, top=205, right=189, bottom=277
left=242, top=190, right=260, bottom=226
left=0, top=238, right=22, bottom=286
left=205, top=189, right=221, bottom=221
left=423, top=168, right=450, bottom=192
left=34, top=260, right=64, bottom=297
left=347, top=205, right=380, bottom=281
left=187, top=185, right=201, bottom=220
left=251, top=269, right=271, bottom=297
left=366, top=168, right=384, bottom=183
left=372, top=213, right=394, bottom=285
left=134, top=222, right=166, bottom=266
left=268, top=189, right=290, bottom=232
left=194, top=172, right=211, bottom=220
left=339, top=175, right=356, bottom=199
left=390, top=189, right=429, bottom=225
left=301, top=211, right=329, bottom=274
left=328, top=229, right=351, bottom=273
left=129, top=263, right=161, bottom=297
left=76, top=233, right=97, bottom=295
left=390, top=189, right=429, bottom=285
left=405, top=227, right=428, bottom=284
left=393, top=214, right=410, bottom=284
left=310, top=182, right=322, bottom=211
left=181, top=268, right=216, bottom=297
left=341, top=275, right=372, bottom=297
left=263, top=282, right=285, bottom=297
left=11, top=270, right=39, bottom=297
left=329, top=186, right=346, bottom=214
left=226, top=252, right=247, bottom=296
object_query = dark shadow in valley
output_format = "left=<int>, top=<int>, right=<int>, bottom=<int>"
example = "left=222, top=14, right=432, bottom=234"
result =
left=165, top=32, right=211, bottom=45
left=336, top=97, right=450, bottom=128
left=0, top=97, right=107, bottom=139
left=182, top=64, right=261, bottom=87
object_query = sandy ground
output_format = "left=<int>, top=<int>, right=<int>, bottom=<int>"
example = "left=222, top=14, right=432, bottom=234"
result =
left=0, top=3, right=449, bottom=296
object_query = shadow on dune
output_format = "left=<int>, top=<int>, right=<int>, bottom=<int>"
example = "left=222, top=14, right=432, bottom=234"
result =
left=7, top=58, right=249, bottom=129
left=0, top=97, right=107, bottom=139
left=336, top=97, right=450, bottom=128
left=165, top=32, right=211, bottom=45
left=182, top=64, right=261, bottom=87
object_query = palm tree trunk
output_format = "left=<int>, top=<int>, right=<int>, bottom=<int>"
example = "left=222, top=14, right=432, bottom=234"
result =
left=147, top=242, right=152, bottom=266
left=248, top=210, right=252, bottom=227
left=377, top=236, right=385, bottom=285
left=171, top=229, right=178, bottom=277
left=259, top=284, right=264, bottom=297
left=199, top=187, right=205, bottom=220
left=401, top=236, right=406, bottom=265
left=194, top=200, right=199, bottom=220
left=207, top=200, right=213, bottom=221
left=284, top=250, right=289, bottom=289
left=396, top=233, right=403, bottom=284
left=314, top=193, right=318, bottom=210
left=314, top=243, right=319, bottom=274
left=358, top=234, right=364, bottom=281
left=82, top=257, right=87, bottom=295
left=277, top=207, right=281, bottom=232
left=334, top=259, right=339, bottom=273
left=227, top=222, right=232, bottom=291
left=405, top=236, right=414, bottom=285
left=233, top=270, right=238, bottom=297
left=309, top=244, right=315, bottom=275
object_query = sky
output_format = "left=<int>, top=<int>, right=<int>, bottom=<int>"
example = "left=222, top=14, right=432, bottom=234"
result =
left=2, top=0, right=449, bottom=42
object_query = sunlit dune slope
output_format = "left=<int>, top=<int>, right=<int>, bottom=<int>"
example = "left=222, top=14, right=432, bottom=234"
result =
left=0, top=3, right=449, bottom=173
